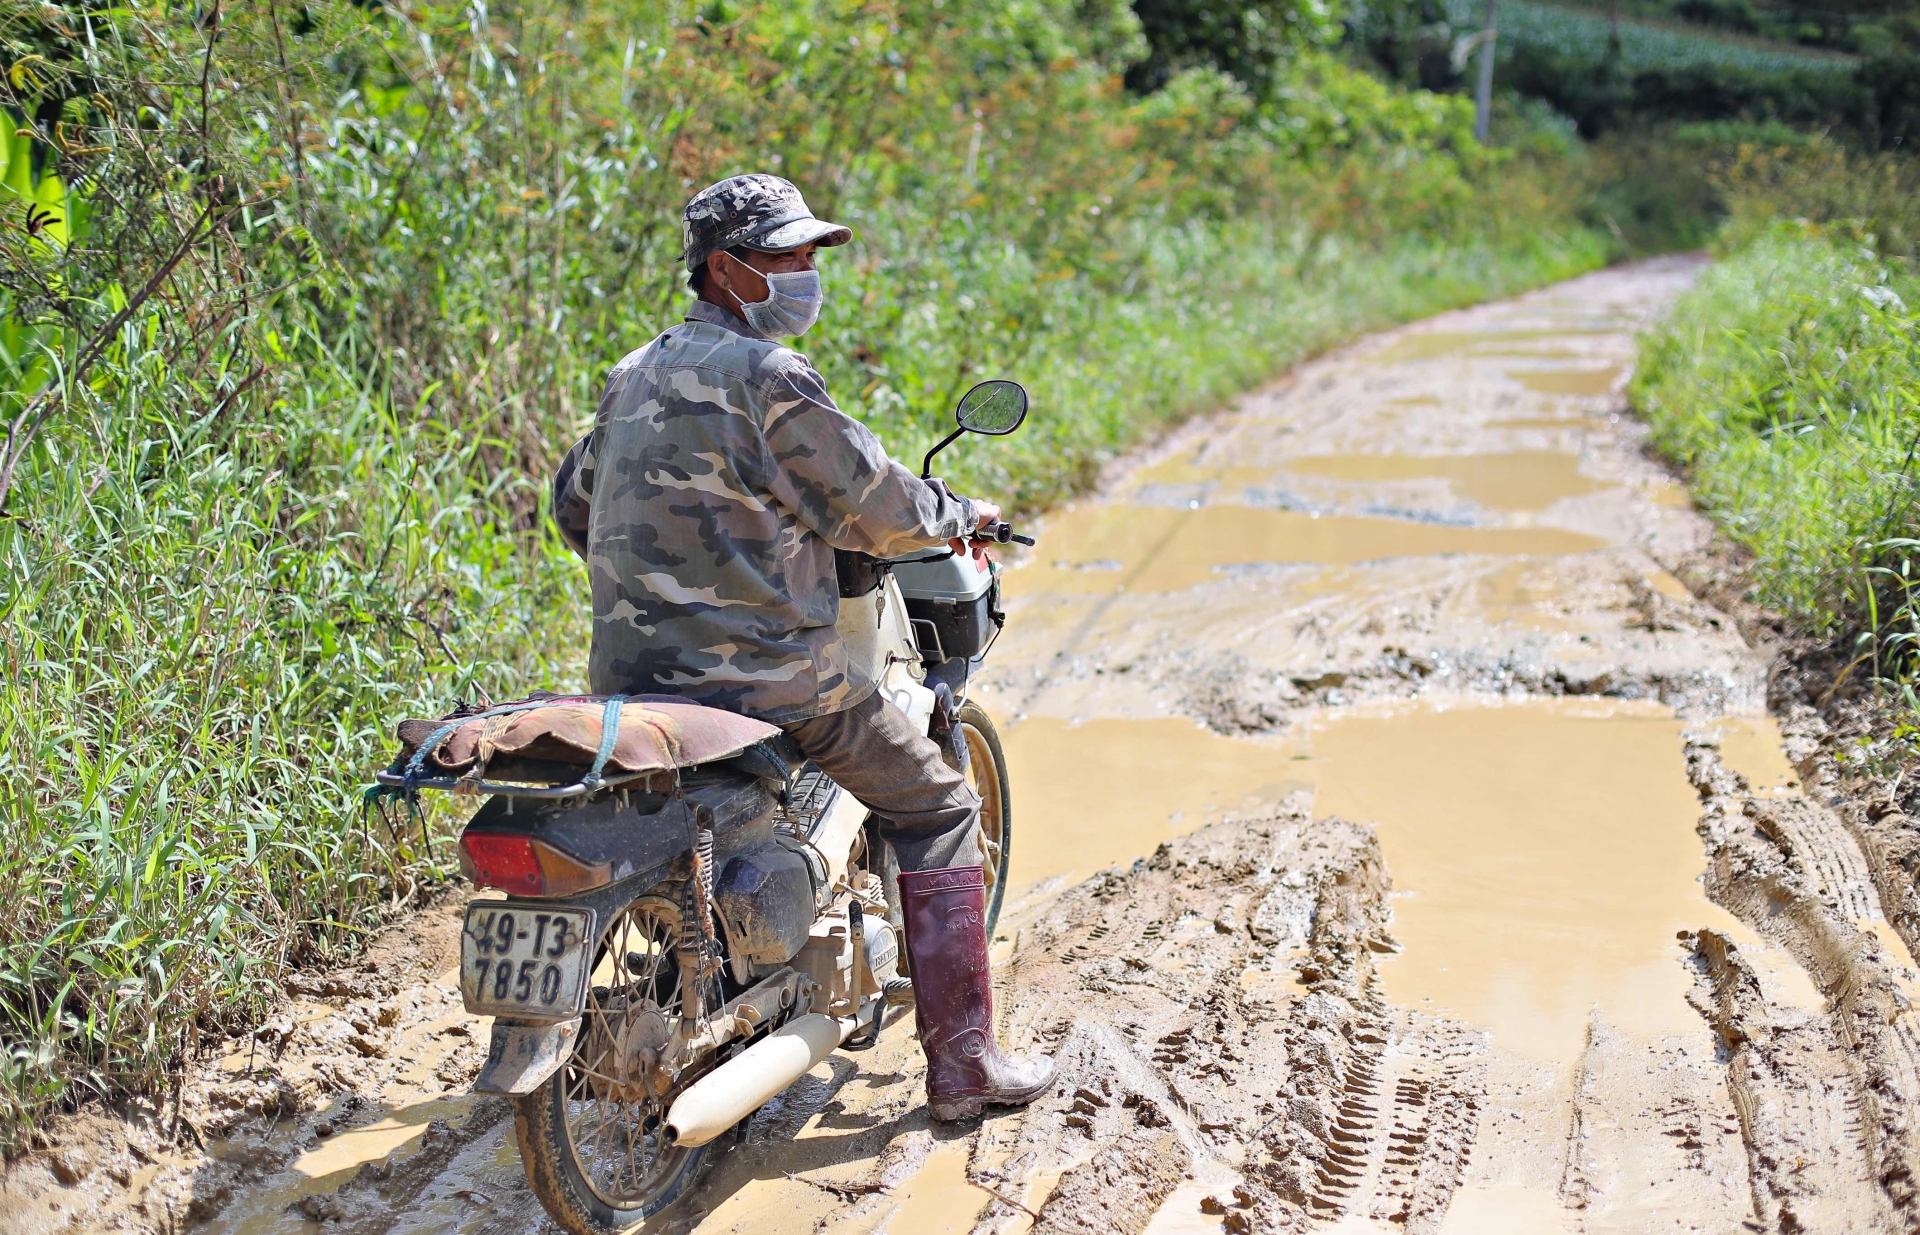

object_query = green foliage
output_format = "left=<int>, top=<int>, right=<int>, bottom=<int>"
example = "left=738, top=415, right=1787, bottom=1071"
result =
left=1343, top=0, right=1464, bottom=90
left=1582, top=152, right=1725, bottom=255
left=0, top=0, right=1604, bottom=1141
left=0, top=127, right=77, bottom=426
left=1580, top=123, right=1920, bottom=264
left=1706, top=133, right=1920, bottom=259
left=1125, top=0, right=1345, bottom=98
left=1634, top=227, right=1920, bottom=631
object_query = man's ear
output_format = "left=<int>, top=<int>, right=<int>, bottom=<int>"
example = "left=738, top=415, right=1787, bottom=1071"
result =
left=705, top=251, right=739, bottom=308
left=710, top=250, right=768, bottom=309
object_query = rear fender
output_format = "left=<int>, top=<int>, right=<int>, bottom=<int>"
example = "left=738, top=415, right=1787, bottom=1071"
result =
left=475, top=1018, right=580, bottom=1095
left=461, top=793, right=697, bottom=880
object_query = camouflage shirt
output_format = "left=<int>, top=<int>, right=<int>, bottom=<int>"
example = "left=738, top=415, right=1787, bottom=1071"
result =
left=556, top=301, right=977, bottom=724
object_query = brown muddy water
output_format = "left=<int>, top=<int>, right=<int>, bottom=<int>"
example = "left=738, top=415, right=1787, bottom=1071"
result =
left=1508, top=365, right=1623, bottom=397
left=1280, top=451, right=1603, bottom=512
left=1013, top=505, right=1606, bottom=596
left=995, top=697, right=1812, bottom=1065
left=28, top=256, right=1920, bottom=1235
left=973, top=253, right=1842, bottom=1232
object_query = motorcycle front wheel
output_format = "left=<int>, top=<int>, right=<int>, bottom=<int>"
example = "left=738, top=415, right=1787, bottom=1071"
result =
left=957, top=700, right=1013, bottom=935
left=514, top=894, right=726, bottom=1234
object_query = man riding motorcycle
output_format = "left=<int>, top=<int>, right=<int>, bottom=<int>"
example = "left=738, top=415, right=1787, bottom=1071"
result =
left=549, top=173, right=1054, bottom=1122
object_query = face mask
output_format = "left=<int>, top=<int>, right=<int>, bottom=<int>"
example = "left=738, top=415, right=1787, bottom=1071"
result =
left=723, top=252, right=823, bottom=339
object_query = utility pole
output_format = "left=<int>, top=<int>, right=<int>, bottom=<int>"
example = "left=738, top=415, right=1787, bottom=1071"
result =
left=1474, top=0, right=1499, bottom=144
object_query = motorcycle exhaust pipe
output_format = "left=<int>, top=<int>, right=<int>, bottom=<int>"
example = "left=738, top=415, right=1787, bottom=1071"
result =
left=664, top=1013, right=857, bottom=1147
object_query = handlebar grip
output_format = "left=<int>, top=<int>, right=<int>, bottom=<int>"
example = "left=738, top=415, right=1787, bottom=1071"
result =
left=973, top=521, right=1031, bottom=545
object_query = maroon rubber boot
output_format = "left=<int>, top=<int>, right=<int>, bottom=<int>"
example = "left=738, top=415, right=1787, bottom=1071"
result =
left=897, top=865, right=1056, bottom=1121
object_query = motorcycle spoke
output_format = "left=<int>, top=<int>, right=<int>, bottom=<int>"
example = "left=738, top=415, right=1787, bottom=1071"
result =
left=965, top=721, right=1006, bottom=891
left=559, top=897, right=694, bottom=1210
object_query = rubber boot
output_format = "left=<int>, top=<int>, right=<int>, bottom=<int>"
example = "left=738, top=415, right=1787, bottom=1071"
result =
left=897, top=865, right=1056, bottom=1121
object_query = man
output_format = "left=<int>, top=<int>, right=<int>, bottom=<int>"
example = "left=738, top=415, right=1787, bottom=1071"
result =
left=551, top=173, right=1054, bottom=1121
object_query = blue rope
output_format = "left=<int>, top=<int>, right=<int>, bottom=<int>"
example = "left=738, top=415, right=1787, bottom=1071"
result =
left=401, top=696, right=604, bottom=791
left=581, top=694, right=628, bottom=792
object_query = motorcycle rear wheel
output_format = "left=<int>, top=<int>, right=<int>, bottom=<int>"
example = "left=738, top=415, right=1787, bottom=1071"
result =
left=957, top=700, right=1013, bottom=935
left=514, top=894, right=724, bottom=1234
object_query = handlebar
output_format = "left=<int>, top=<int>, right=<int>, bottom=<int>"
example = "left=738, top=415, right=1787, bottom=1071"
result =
left=972, top=520, right=1036, bottom=547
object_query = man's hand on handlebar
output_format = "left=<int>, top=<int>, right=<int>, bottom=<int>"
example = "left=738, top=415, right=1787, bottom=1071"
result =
left=951, top=502, right=1002, bottom=565
left=949, top=502, right=1036, bottom=563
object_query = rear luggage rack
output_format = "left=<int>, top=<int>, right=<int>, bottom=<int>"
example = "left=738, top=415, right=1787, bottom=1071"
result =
left=371, top=766, right=666, bottom=801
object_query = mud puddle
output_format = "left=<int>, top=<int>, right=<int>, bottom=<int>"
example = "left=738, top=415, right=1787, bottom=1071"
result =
left=1274, top=697, right=1801, bottom=1060
left=999, top=717, right=1296, bottom=888
left=1280, top=451, right=1603, bottom=512
left=1010, top=504, right=1607, bottom=596
left=995, top=696, right=1812, bottom=1063
left=1708, top=713, right=1800, bottom=795
left=1509, top=365, right=1623, bottom=397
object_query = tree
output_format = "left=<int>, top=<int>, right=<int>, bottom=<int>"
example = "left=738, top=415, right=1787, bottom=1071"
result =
left=1124, top=0, right=1343, bottom=100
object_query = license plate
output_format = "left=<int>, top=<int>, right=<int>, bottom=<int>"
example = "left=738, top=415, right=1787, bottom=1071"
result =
left=461, top=902, right=596, bottom=1019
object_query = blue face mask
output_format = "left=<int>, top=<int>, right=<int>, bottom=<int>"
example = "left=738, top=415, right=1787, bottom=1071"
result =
left=724, top=252, right=823, bottom=340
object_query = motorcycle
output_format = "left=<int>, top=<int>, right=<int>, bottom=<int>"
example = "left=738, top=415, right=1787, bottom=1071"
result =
left=373, top=379, right=1035, bottom=1233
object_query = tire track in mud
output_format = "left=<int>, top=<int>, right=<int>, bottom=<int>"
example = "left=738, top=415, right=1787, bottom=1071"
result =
left=1685, top=730, right=1920, bottom=1232
left=966, top=804, right=1485, bottom=1234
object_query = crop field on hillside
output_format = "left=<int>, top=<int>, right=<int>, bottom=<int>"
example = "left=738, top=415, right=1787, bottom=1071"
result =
left=1445, top=0, right=1858, bottom=72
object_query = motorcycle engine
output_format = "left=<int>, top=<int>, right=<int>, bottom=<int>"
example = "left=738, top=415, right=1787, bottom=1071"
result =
left=797, top=880, right=900, bottom=1014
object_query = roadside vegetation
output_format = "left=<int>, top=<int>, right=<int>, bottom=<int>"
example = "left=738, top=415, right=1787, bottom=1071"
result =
left=1632, top=137, right=1920, bottom=681
left=0, top=0, right=1609, bottom=1143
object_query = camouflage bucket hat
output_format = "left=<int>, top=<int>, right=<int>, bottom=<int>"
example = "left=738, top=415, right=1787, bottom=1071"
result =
left=683, top=174, right=853, bottom=272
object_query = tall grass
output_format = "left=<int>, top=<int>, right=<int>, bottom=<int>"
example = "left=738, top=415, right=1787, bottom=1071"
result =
left=0, top=0, right=1605, bottom=1141
left=1634, top=227, right=1920, bottom=630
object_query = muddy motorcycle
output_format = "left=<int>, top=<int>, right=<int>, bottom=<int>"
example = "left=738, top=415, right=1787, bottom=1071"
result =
left=373, top=380, right=1034, bottom=1233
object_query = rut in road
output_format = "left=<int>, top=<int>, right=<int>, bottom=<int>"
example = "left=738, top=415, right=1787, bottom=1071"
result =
left=16, top=256, right=1920, bottom=1235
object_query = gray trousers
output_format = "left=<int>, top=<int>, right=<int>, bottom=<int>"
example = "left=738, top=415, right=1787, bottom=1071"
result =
left=782, top=689, right=983, bottom=872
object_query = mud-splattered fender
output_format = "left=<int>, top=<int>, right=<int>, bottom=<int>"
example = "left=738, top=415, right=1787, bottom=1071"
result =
left=474, top=1018, right=580, bottom=1095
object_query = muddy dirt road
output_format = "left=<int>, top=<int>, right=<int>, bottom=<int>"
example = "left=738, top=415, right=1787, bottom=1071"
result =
left=16, top=255, right=1920, bottom=1234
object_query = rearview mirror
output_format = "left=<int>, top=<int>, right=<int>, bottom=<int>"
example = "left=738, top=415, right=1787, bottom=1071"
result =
left=955, top=380, right=1028, bottom=436
left=921, top=378, right=1031, bottom=477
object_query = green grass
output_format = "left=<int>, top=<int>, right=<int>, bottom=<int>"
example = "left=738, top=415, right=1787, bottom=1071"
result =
left=1633, top=227, right=1920, bottom=631
left=0, top=0, right=1607, bottom=1142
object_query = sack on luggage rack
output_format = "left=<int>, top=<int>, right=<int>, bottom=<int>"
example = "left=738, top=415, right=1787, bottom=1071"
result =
left=382, top=691, right=779, bottom=797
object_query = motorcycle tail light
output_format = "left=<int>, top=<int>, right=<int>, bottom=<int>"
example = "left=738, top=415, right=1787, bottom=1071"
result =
left=529, top=840, right=614, bottom=896
left=460, top=832, right=612, bottom=897
left=461, top=833, right=543, bottom=896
